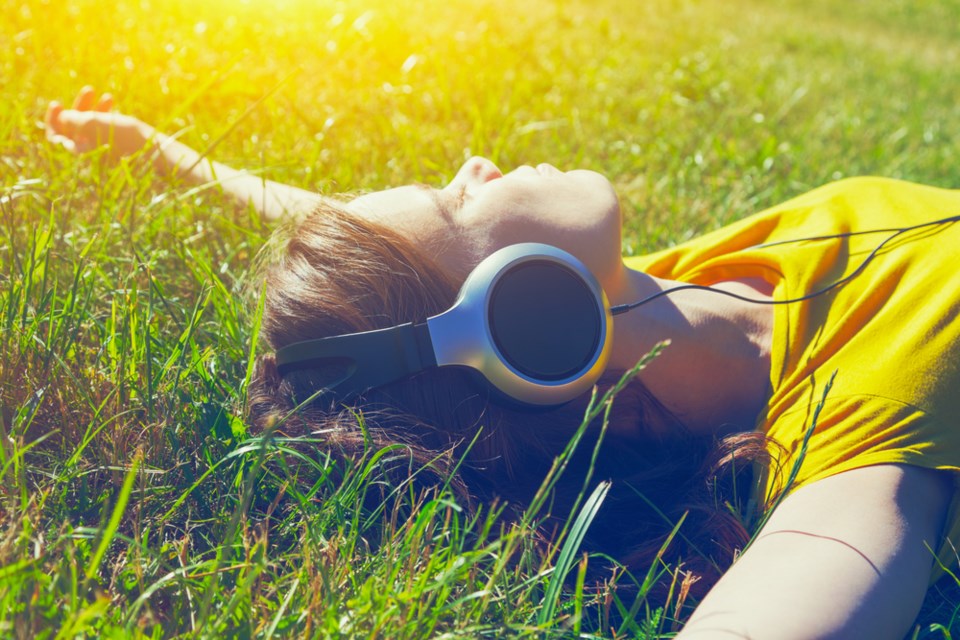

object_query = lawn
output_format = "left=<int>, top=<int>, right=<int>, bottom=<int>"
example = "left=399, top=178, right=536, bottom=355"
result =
left=3, top=0, right=960, bottom=636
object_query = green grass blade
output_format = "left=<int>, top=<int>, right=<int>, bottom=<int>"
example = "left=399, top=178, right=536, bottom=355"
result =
left=84, top=452, right=142, bottom=582
left=538, top=480, right=611, bottom=626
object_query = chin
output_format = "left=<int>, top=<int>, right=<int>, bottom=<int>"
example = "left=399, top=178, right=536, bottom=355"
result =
left=570, top=169, right=619, bottom=206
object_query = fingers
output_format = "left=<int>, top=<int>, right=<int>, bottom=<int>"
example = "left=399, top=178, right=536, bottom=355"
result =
left=96, top=93, right=114, bottom=112
left=45, top=100, right=64, bottom=137
left=46, top=87, right=117, bottom=154
left=46, top=87, right=149, bottom=158
left=72, top=85, right=96, bottom=111
left=44, top=100, right=78, bottom=153
left=48, top=133, right=79, bottom=155
left=47, top=101, right=91, bottom=138
left=44, top=100, right=85, bottom=153
left=46, top=107, right=106, bottom=154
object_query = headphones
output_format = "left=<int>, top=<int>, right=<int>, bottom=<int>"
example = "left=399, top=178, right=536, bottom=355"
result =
left=275, top=243, right=613, bottom=407
left=275, top=213, right=960, bottom=408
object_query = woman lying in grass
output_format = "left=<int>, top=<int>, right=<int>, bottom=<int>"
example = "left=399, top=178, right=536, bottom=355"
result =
left=47, top=87, right=960, bottom=639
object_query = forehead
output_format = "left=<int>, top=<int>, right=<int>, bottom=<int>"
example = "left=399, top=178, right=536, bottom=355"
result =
left=345, top=185, right=454, bottom=245
left=346, top=185, right=441, bottom=220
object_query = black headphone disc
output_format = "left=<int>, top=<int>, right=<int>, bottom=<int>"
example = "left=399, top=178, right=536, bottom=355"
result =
left=488, top=260, right=602, bottom=381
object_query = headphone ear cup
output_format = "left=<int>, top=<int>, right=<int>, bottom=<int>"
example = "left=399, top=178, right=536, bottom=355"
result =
left=427, top=243, right=613, bottom=408
left=487, top=261, right=604, bottom=381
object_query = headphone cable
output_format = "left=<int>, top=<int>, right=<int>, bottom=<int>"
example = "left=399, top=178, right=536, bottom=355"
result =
left=610, top=212, right=960, bottom=316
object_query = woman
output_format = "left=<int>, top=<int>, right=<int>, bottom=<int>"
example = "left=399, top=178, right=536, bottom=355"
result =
left=47, top=87, right=960, bottom=639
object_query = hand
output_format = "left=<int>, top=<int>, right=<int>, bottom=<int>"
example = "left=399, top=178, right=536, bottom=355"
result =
left=45, top=86, right=324, bottom=220
left=45, top=86, right=154, bottom=159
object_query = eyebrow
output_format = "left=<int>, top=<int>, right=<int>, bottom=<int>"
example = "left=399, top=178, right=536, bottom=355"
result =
left=414, top=183, right=455, bottom=222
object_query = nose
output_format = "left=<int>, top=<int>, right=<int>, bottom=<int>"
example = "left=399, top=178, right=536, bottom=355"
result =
left=453, top=156, right=503, bottom=188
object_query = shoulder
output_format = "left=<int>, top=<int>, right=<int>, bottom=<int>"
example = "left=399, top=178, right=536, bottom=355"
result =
left=679, top=464, right=952, bottom=640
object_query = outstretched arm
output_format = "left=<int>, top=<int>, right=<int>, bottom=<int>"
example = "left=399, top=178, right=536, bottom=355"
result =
left=679, top=464, right=951, bottom=640
left=45, top=86, right=325, bottom=221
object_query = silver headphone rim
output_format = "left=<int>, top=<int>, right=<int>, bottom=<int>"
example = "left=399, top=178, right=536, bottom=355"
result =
left=426, top=243, right=613, bottom=406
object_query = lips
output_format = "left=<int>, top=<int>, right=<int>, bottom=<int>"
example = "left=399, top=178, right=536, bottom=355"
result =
left=537, top=163, right=559, bottom=175
left=504, top=163, right=563, bottom=177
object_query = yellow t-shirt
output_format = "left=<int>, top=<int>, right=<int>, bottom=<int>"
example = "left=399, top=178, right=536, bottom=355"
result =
left=624, top=177, right=960, bottom=575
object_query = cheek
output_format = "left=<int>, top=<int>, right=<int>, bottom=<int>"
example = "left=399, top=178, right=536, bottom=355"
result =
left=568, top=170, right=621, bottom=223
left=460, top=195, right=546, bottom=258
left=471, top=193, right=624, bottom=292
left=431, top=244, right=481, bottom=284
left=454, top=172, right=625, bottom=287
left=422, top=219, right=490, bottom=283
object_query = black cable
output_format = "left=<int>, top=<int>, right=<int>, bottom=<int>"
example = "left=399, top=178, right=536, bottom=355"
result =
left=610, top=213, right=960, bottom=316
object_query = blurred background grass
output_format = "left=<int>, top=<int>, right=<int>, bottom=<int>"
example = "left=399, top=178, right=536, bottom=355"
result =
left=3, top=0, right=960, bottom=636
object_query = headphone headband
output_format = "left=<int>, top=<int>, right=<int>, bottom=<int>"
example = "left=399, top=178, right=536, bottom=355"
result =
left=275, top=321, right=436, bottom=394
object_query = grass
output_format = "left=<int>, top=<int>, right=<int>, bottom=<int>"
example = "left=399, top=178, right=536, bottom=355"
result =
left=3, top=0, right=960, bottom=636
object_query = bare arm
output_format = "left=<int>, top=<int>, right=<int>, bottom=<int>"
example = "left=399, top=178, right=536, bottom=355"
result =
left=678, top=464, right=951, bottom=640
left=45, top=87, right=325, bottom=221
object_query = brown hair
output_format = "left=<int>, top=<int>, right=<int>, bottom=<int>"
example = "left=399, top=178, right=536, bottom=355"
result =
left=246, top=203, right=769, bottom=596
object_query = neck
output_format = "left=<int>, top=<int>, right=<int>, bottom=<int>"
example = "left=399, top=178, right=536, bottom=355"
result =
left=606, top=265, right=774, bottom=436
